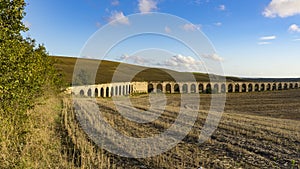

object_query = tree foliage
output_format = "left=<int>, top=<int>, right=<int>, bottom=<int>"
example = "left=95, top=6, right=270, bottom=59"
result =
left=0, top=0, right=62, bottom=167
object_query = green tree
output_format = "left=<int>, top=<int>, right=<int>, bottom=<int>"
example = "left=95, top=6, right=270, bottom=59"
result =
left=0, top=0, right=62, bottom=167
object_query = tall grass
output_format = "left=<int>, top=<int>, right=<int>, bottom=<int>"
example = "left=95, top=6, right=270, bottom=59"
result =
left=0, top=93, right=63, bottom=168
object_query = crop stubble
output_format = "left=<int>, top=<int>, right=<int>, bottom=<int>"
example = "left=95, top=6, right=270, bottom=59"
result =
left=75, top=89, right=300, bottom=168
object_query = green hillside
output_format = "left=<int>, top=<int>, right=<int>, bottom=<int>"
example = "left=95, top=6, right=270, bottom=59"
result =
left=52, top=56, right=243, bottom=85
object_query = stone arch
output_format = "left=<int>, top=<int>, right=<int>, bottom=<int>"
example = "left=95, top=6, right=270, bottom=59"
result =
left=95, top=88, right=99, bottom=97
left=272, top=83, right=276, bottom=90
left=206, top=84, right=212, bottom=93
left=221, top=84, right=226, bottom=93
left=248, top=84, right=253, bottom=92
left=191, top=84, right=196, bottom=93
left=148, top=84, right=154, bottom=93
left=166, top=83, right=171, bottom=93
left=157, top=84, right=163, bottom=93
left=254, top=84, right=259, bottom=92
left=284, top=83, right=288, bottom=90
left=234, top=84, right=240, bottom=92
left=278, top=83, right=282, bottom=90
left=182, top=84, right=188, bottom=93
left=111, top=87, right=114, bottom=96
left=105, top=87, right=109, bottom=97
left=213, top=84, right=219, bottom=93
left=174, top=84, right=180, bottom=93
left=101, top=88, right=104, bottom=97
left=106, top=87, right=110, bottom=97
left=266, top=84, right=271, bottom=91
left=228, top=84, right=233, bottom=93
left=295, top=83, right=299, bottom=88
left=261, top=84, right=265, bottom=91
left=242, top=84, right=247, bottom=92
left=119, top=86, right=122, bottom=95
left=126, top=85, right=128, bottom=95
left=115, top=86, right=118, bottom=96
left=199, top=84, right=204, bottom=93
left=87, top=88, right=92, bottom=97
left=80, top=89, right=84, bottom=96
left=128, top=85, right=131, bottom=94
left=289, top=83, right=294, bottom=89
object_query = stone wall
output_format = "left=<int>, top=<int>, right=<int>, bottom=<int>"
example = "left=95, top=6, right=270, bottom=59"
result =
left=67, top=81, right=300, bottom=97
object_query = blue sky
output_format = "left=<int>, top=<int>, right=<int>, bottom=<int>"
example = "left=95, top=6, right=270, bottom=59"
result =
left=23, top=0, right=300, bottom=77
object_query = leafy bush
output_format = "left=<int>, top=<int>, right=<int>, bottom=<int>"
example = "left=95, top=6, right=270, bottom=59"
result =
left=0, top=0, right=62, bottom=167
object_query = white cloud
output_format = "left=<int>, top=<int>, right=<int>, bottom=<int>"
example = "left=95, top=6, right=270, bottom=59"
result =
left=164, top=26, right=171, bottom=33
left=258, top=41, right=271, bottom=45
left=119, top=54, right=147, bottom=65
left=258, top=35, right=276, bottom=45
left=111, top=0, right=119, bottom=6
left=138, top=0, right=157, bottom=13
left=259, top=35, right=276, bottom=40
left=288, top=24, right=300, bottom=32
left=120, top=54, right=130, bottom=60
left=190, top=0, right=210, bottom=5
left=108, top=11, right=129, bottom=25
left=263, top=0, right=300, bottom=18
left=164, top=54, right=203, bottom=71
left=214, top=22, right=222, bottom=26
left=182, top=23, right=201, bottom=31
left=192, top=0, right=202, bottom=5
left=202, top=53, right=223, bottom=61
left=218, top=4, right=226, bottom=11
left=293, top=38, right=300, bottom=41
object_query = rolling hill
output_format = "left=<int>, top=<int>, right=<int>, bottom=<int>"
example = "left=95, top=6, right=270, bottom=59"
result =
left=51, top=56, right=244, bottom=85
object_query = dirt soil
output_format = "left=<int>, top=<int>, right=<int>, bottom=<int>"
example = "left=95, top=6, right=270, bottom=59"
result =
left=77, top=89, right=300, bottom=169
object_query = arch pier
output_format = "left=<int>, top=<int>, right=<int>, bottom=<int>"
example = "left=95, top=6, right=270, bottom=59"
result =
left=68, top=81, right=300, bottom=97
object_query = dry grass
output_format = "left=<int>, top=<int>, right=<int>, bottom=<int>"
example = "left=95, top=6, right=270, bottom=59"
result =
left=1, top=89, right=299, bottom=168
left=64, top=89, right=300, bottom=168
left=0, top=93, right=67, bottom=168
left=20, top=94, right=67, bottom=168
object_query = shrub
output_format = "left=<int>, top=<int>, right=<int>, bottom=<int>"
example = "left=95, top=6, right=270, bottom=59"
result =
left=0, top=0, right=62, bottom=167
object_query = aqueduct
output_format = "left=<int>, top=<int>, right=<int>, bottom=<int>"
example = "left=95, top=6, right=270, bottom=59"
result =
left=69, top=81, right=300, bottom=97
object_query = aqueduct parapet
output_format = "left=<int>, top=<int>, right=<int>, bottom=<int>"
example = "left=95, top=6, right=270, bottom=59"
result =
left=68, top=81, right=300, bottom=97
